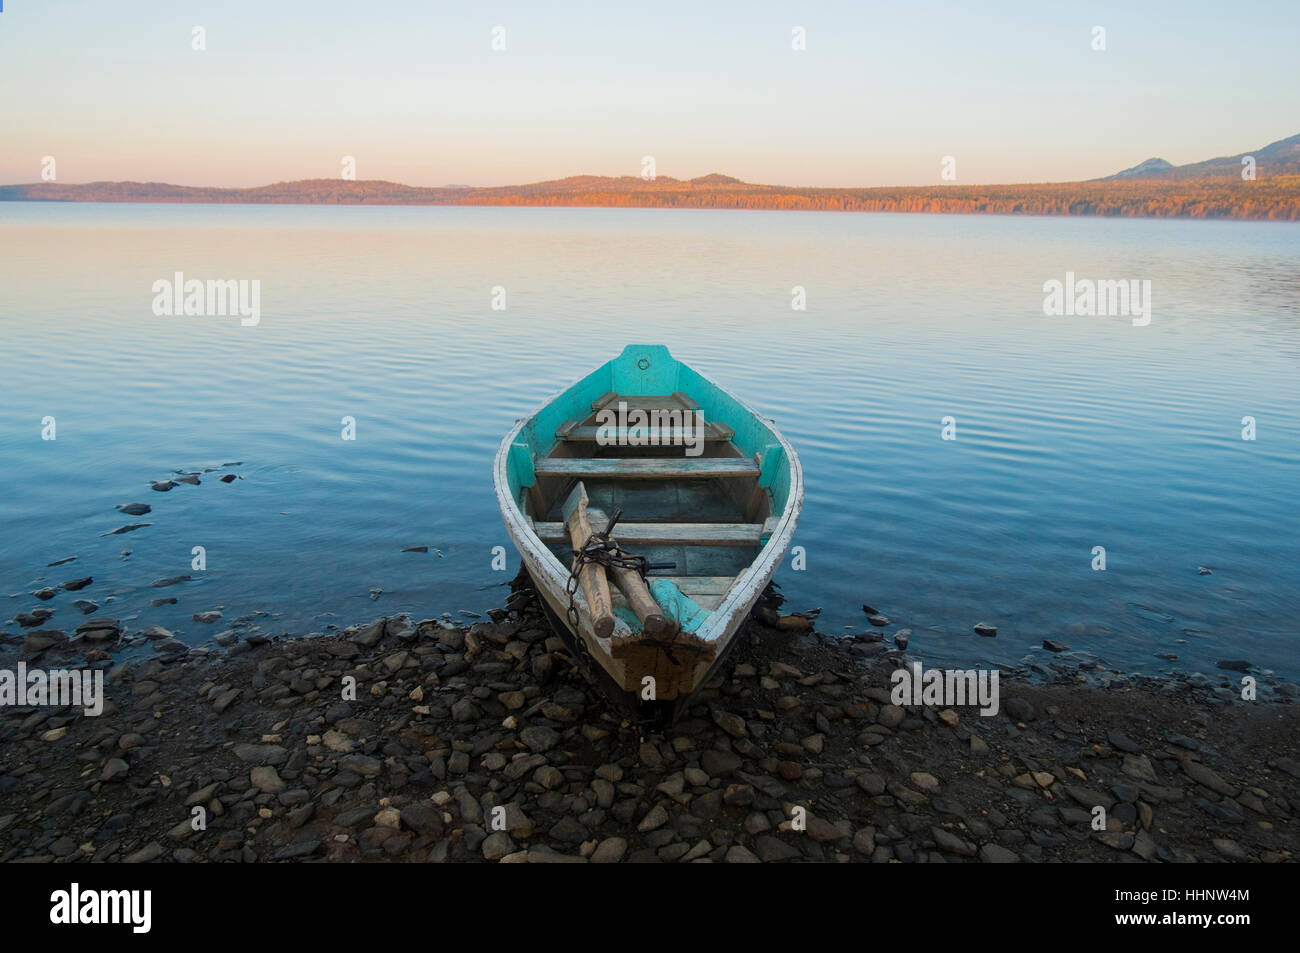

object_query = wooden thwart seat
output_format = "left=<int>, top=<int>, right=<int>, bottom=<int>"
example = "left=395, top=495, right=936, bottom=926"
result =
left=534, top=458, right=759, bottom=479
left=591, top=391, right=699, bottom=413
left=533, top=521, right=764, bottom=547
left=556, top=425, right=731, bottom=442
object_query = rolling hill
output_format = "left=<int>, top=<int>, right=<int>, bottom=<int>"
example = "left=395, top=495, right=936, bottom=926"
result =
left=3, top=137, right=1298, bottom=221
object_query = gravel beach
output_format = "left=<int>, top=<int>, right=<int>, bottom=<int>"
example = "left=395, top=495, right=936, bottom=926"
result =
left=2, top=574, right=1297, bottom=864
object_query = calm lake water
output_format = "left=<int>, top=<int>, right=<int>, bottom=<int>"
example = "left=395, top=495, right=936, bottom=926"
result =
left=1, top=203, right=1297, bottom=681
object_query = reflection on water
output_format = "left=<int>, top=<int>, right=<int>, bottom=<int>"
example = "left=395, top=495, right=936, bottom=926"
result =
left=1, top=203, right=1297, bottom=679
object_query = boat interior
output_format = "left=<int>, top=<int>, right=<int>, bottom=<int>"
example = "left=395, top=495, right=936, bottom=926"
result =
left=503, top=347, right=794, bottom=638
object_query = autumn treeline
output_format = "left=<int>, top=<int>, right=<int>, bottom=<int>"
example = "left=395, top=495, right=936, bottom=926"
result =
left=4, top=175, right=1299, bottom=221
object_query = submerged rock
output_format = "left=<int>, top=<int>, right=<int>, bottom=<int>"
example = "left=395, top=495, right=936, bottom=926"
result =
left=22, top=629, right=67, bottom=653
left=76, top=618, right=122, bottom=641
left=16, top=608, right=55, bottom=627
left=151, top=575, right=192, bottom=588
left=101, top=524, right=151, bottom=536
left=116, top=503, right=152, bottom=516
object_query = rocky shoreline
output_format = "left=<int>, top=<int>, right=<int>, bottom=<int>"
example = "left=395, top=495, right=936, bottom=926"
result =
left=1, top=575, right=1297, bottom=864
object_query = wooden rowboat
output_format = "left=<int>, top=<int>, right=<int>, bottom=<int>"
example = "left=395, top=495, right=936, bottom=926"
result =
left=494, top=345, right=803, bottom=721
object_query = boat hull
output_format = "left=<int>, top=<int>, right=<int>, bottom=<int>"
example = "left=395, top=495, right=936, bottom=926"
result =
left=493, top=345, right=803, bottom=716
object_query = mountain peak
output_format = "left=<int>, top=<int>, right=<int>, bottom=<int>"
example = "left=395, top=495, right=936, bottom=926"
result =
left=1105, top=158, right=1174, bottom=180
left=1101, top=133, right=1300, bottom=180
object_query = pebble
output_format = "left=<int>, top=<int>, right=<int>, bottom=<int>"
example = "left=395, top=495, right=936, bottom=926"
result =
left=711, top=709, right=747, bottom=738
left=910, top=772, right=940, bottom=791
left=775, top=615, right=813, bottom=631
left=877, top=704, right=905, bottom=728
left=637, top=804, right=669, bottom=833
left=1106, top=729, right=1141, bottom=753
left=1212, top=838, right=1248, bottom=860
left=1004, top=698, right=1035, bottom=721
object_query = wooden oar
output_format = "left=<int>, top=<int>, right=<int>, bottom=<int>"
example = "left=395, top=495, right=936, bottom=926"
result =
left=588, top=507, right=667, bottom=637
left=562, top=482, right=615, bottom=639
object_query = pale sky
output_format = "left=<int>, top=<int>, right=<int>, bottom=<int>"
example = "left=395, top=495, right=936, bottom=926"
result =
left=1, top=0, right=1296, bottom=188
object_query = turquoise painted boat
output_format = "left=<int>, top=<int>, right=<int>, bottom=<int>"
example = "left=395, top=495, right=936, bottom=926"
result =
left=494, top=345, right=803, bottom=717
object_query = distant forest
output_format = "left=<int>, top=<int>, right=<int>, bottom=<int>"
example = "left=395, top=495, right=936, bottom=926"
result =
left=4, top=173, right=1299, bottom=221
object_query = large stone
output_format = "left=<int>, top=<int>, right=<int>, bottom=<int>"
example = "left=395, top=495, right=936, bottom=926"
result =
left=700, top=750, right=742, bottom=777
left=22, top=630, right=67, bottom=654
left=1181, top=761, right=1237, bottom=797
left=591, top=837, right=628, bottom=863
left=637, top=804, right=669, bottom=833
left=711, top=709, right=748, bottom=738
left=350, top=619, right=387, bottom=646
left=979, top=843, right=1019, bottom=863
left=932, top=826, right=976, bottom=856
left=233, top=743, right=288, bottom=766
left=339, top=754, right=382, bottom=777
left=482, top=831, right=516, bottom=861
left=754, top=835, right=801, bottom=862
left=250, top=766, right=285, bottom=793
left=519, top=725, right=560, bottom=753
left=1121, top=754, right=1158, bottom=784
